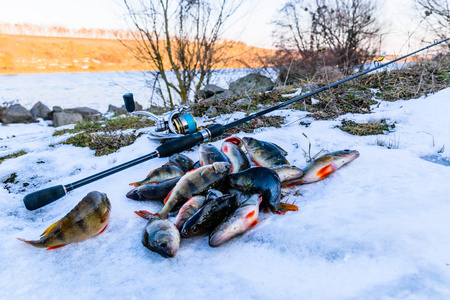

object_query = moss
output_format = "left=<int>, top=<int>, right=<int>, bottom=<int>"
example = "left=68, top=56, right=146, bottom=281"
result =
left=338, top=119, right=394, bottom=136
left=0, top=150, right=27, bottom=164
left=219, top=116, right=285, bottom=139
left=62, top=132, right=142, bottom=156
left=53, top=115, right=155, bottom=136
left=55, top=116, right=154, bottom=156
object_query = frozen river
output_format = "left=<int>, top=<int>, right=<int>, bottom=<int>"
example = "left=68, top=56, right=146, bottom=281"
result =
left=0, top=68, right=262, bottom=112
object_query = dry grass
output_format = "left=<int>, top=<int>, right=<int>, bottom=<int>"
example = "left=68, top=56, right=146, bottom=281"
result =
left=0, top=34, right=274, bottom=74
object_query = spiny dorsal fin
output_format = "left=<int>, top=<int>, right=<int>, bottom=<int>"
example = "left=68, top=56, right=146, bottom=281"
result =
left=40, top=219, right=61, bottom=238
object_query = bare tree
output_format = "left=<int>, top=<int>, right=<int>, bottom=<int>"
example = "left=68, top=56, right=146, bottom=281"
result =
left=122, top=0, right=242, bottom=107
left=272, top=0, right=381, bottom=82
left=415, top=0, right=450, bottom=39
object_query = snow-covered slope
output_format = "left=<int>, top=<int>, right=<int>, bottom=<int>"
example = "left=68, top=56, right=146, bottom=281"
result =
left=1, top=88, right=450, bottom=299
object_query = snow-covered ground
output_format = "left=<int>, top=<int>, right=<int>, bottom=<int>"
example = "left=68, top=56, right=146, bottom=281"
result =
left=1, top=85, right=450, bottom=299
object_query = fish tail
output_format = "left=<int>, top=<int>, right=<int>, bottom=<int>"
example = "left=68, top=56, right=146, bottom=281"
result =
left=135, top=210, right=153, bottom=219
left=17, top=238, right=46, bottom=248
left=279, top=202, right=299, bottom=212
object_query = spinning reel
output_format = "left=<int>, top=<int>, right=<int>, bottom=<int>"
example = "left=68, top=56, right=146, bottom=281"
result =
left=123, top=93, right=197, bottom=140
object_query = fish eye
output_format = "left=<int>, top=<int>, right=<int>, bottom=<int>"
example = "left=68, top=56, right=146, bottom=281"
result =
left=160, top=242, right=167, bottom=249
left=192, top=227, right=198, bottom=234
left=343, top=149, right=350, bottom=153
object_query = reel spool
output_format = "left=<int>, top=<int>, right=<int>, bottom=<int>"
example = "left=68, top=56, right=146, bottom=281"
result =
left=123, top=93, right=197, bottom=140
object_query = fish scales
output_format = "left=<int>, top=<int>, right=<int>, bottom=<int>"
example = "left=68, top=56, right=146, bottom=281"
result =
left=156, top=162, right=231, bottom=218
left=19, top=191, right=111, bottom=250
left=242, top=137, right=289, bottom=168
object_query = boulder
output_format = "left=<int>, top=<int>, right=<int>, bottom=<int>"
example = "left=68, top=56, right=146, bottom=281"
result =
left=1, top=104, right=33, bottom=124
left=231, top=97, right=253, bottom=107
left=229, top=74, right=274, bottom=95
left=108, top=104, right=128, bottom=115
left=317, top=66, right=344, bottom=82
left=303, top=84, right=319, bottom=92
left=64, top=107, right=101, bottom=122
left=197, top=84, right=226, bottom=99
left=53, top=112, right=83, bottom=127
left=205, top=106, right=218, bottom=118
left=53, top=106, right=63, bottom=112
left=202, top=90, right=234, bottom=103
left=30, top=101, right=51, bottom=120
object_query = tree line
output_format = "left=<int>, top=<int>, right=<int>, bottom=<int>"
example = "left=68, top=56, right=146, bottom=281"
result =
left=2, top=0, right=448, bottom=107
left=0, top=23, right=134, bottom=40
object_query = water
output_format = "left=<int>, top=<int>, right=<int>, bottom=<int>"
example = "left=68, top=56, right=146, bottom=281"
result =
left=0, top=68, right=266, bottom=112
left=420, top=154, right=450, bottom=167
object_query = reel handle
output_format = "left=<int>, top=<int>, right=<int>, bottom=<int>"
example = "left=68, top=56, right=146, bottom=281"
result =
left=123, top=93, right=135, bottom=112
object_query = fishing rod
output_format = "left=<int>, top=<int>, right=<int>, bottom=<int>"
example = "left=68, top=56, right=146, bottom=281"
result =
left=23, top=37, right=450, bottom=210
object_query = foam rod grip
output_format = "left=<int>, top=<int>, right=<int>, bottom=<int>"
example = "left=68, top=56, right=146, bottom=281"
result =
left=156, top=132, right=204, bottom=158
left=23, top=185, right=67, bottom=211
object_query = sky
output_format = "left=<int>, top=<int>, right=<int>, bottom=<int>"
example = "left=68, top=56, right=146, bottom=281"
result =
left=0, top=0, right=430, bottom=53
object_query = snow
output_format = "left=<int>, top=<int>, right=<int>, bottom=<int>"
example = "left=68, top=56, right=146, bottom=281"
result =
left=1, top=77, right=450, bottom=299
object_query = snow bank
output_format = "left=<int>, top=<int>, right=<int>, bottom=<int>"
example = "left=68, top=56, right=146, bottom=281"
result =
left=1, top=87, right=450, bottom=299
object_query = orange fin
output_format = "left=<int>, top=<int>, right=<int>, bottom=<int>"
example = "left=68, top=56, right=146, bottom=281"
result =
left=279, top=202, right=299, bottom=212
left=249, top=219, right=259, bottom=228
left=100, top=209, right=110, bottom=223
left=40, top=219, right=61, bottom=238
left=135, top=210, right=153, bottom=219
left=245, top=210, right=256, bottom=219
left=164, top=189, right=174, bottom=204
left=129, top=182, right=138, bottom=187
left=224, top=137, right=243, bottom=147
left=97, top=225, right=108, bottom=235
left=281, top=179, right=303, bottom=187
left=317, top=164, right=337, bottom=180
left=250, top=158, right=262, bottom=167
left=46, top=244, right=67, bottom=250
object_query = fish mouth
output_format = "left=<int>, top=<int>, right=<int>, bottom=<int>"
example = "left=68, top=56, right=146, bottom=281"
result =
left=209, top=232, right=230, bottom=247
left=345, top=150, right=360, bottom=160
left=126, top=189, right=140, bottom=200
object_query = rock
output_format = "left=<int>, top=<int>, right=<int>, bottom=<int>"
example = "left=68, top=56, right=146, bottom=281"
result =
left=202, top=90, right=234, bottom=103
left=229, top=74, right=274, bottom=95
left=303, top=84, right=319, bottom=92
left=53, top=106, right=63, bottom=112
left=108, top=104, right=128, bottom=115
left=317, top=66, right=344, bottom=82
left=53, top=112, right=83, bottom=127
left=1, top=104, right=33, bottom=124
left=205, top=106, right=218, bottom=118
left=0, top=106, right=6, bottom=120
left=231, top=97, right=253, bottom=107
left=30, top=101, right=51, bottom=120
left=119, top=101, right=143, bottom=113
left=64, top=107, right=101, bottom=122
left=197, top=84, right=226, bottom=99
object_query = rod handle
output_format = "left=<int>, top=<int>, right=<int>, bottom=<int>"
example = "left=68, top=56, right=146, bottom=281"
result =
left=156, top=124, right=224, bottom=157
left=123, top=93, right=135, bottom=112
left=156, top=132, right=204, bottom=157
left=23, top=185, right=67, bottom=211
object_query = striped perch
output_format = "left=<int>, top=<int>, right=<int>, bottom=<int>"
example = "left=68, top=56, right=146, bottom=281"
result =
left=18, top=191, right=111, bottom=250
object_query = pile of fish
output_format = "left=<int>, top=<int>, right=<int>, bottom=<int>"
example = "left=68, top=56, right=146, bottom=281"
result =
left=17, top=136, right=358, bottom=254
left=127, top=136, right=360, bottom=258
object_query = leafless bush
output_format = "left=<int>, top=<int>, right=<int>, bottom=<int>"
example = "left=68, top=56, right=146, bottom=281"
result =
left=122, top=0, right=243, bottom=107
left=415, top=0, right=450, bottom=40
left=272, top=0, right=381, bottom=83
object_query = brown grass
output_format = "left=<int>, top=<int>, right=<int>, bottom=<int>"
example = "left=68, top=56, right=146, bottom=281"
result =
left=0, top=34, right=274, bottom=75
